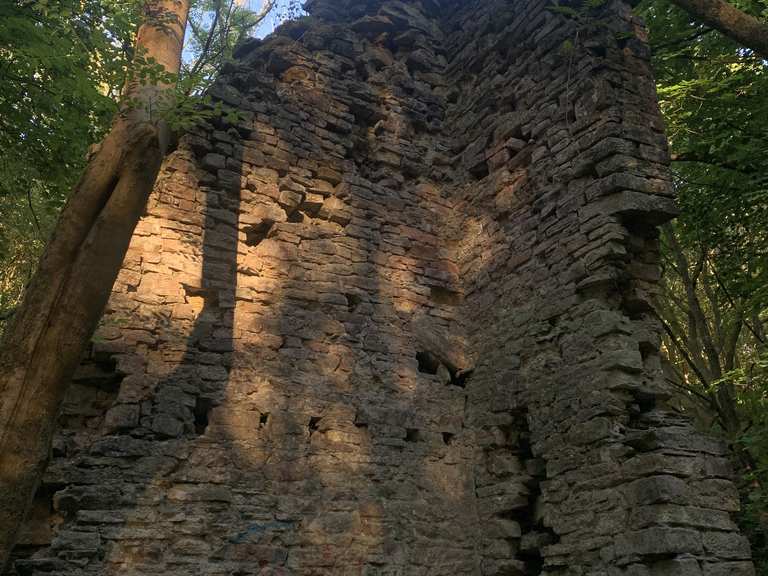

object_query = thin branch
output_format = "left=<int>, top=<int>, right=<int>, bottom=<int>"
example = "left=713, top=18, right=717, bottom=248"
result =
left=671, top=152, right=761, bottom=176
left=723, top=306, right=744, bottom=372
left=239, top=0, right=278, bottom=35
left=664, top=376, right=719, bottom=411
left=701, top=269, right=725, bottom=349
left=707, top=254, right=767, bottom=345
left=651, top=27, right=713, bottom=51
left=26, top=189, right=42, bottom=239
left=665, top=226, right=722, bottom=378
left=187, top=15, right=207, bottom=46
left=188, top=0, right=223, bottom=80
left=669, top=0, right=768, bottom=59
left=659, top=315, right=712, bottom=389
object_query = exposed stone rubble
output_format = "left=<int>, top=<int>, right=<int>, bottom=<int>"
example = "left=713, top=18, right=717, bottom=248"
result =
left=7, top=0, right=755, bottom=574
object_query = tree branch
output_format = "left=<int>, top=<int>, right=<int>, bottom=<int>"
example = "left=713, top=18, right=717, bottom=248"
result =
left=707, top=255, right=767, bottom=345
left=26, top=189, right=42, bottom=240
left=659, top=314, right=712, bottom=390
left=651, top=27, right=713, bottom=51
left=669, top=0, right=768, bottom=59
left=188, top=0, right=223, bottom=81
left=671, top=152, right=761, bottom=176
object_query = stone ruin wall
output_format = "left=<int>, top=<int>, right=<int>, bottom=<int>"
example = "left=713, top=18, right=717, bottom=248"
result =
left=7, top=0, right=756, bottom=574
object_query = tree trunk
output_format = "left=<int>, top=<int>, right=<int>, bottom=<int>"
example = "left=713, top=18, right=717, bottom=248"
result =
left=670, top=0, right=768, bottom=59
left=0, top=0, right=189, bottom=569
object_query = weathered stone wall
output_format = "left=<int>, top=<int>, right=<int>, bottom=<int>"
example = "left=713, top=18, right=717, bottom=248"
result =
left=444, top=1, right=753, bottom=574
left=8, top=0, right=755, bottom=575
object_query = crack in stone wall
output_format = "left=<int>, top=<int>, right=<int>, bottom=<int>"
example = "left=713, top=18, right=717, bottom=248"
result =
left=6, top=0, right=756, bottom=575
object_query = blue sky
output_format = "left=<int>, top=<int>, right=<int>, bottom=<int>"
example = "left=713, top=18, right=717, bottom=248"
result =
left=251, top=0, right=302, bottom=39
left=182, top=0, right=304, bottom=66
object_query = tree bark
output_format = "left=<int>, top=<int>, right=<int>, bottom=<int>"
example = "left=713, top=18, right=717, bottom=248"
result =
left=0, top=0, right=189, bottom=569
left=670, top=0, right=768, bottom=59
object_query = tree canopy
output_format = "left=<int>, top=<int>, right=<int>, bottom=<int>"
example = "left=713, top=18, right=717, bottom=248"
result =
left=639, top=0, right=768, bottom=566
left=0, top=0, right=140, bottom=320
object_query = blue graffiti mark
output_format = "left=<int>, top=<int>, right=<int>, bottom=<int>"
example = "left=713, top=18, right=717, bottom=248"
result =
left=230, top=520, right=294, bottom=544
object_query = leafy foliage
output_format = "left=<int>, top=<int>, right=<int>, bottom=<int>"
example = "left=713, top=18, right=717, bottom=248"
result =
left=644, top=0, right=768, bottom=307
left=0, top=0, right=297, bottom=330
left=718, top=354, right=768, bottom=569
left=640, top=0, right=768, bottom=568
left=0, top=0, right=141, bottom=319
left=185, top=0, right=271, bottom=93
left=182, top=0, right=303, bottom=95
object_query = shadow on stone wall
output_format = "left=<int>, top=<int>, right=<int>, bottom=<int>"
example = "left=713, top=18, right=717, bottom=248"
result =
left=7, top=1, right=755, bottom=575
left=10, top=4, right=480, bottom=575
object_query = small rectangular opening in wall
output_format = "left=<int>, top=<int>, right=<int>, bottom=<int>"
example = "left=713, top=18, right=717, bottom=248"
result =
left=63, top=353, right=124, bottom=432
left=15, top=484, right=63, bottom=552
left=416, top=351, right=440, bottom=375
left=193, top=397, right=214, bottom=435
left=638, top=341, right=655, bottom=362
left=469, top=160, right=489, bottom=180
left=405, top=428, right=420, bottom=442
left=345, top=293, right=362, bottom=312
left=450, top=369, right=472, bottom=389
left=442, top=432, right=455, bottom=445
left=183, top=284, right=219, bottom=308
left=259, top=412, right=270, bottom=428
left=627, top=388, right=658, bottom=429
left=517, top=541, right=545, bottom=575
left=430, top=286, right=462, bottom=307
left=354, top=410, right=369, bottom=430
left=308, top=416, right=322, bottom=437
left=287, top=210, right=304, bottom=223
left=587, top=45, right=608, bottom=58
left=72, top=355, right=123, bottom=391
left=244, top=219, right=275, bottom=247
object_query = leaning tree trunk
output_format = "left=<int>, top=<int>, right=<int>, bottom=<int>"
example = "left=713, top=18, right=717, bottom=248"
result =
left=0, top=0, right=189, bottom=569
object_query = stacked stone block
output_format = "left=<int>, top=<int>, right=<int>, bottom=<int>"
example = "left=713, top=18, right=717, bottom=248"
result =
left=7, top=1, right=754, bottom=575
